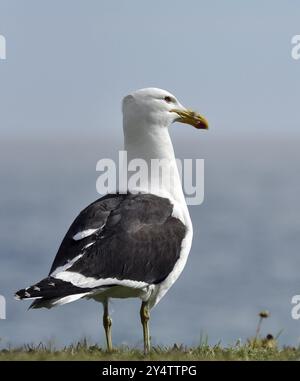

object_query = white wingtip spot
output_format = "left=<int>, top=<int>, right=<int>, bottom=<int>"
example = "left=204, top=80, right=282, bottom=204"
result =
left=83, top=241, right=96, bottom=250
left=73, top=228, right=100, bottom=241
left=50, top=254, right=83, bottom=277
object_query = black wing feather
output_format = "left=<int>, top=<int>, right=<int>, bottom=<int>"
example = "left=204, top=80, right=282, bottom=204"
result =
left=49, top=194, right=125, bottom=274
left=16, top=193, right=187, bottom=303
left=53, top=193, right=186, bottom=285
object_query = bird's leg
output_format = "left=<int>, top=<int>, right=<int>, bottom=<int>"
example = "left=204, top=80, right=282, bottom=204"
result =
left=140, top=301, right=151, bottom=355
left=103, top=300, right=113, bottom=352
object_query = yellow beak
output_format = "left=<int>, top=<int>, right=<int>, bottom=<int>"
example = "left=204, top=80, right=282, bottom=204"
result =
left=171, top=108, right=209, bottom=130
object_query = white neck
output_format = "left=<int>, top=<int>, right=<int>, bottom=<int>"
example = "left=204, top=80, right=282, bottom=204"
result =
left=123, top=120, right=190, bottom=224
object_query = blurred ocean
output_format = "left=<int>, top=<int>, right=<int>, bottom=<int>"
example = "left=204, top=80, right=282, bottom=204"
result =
left=0, top=133, right=300, bottom=348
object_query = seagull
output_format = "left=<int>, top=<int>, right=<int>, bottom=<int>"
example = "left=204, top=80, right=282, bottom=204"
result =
left=15, top=88, right=208, bottom=354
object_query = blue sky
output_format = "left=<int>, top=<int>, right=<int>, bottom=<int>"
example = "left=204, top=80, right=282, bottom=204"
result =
left=0, top=0, right=300, bottom=140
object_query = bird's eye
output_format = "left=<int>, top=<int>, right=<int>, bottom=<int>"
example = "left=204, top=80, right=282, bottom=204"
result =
left=164, top=96, right=173, bottom=103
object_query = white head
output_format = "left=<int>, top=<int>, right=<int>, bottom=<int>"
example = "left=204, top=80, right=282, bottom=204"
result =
left=121, top=88, right=208, bottom=205
left=122, top=88, right=208, bottom=132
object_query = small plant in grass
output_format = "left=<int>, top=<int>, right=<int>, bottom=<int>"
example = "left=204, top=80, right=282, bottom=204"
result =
left=247, top=310, right=281, bottom=349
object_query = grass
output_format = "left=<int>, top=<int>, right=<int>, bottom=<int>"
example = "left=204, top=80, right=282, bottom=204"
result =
left=1, top=341, right=300, bottom=361
left=1, top=311, right=298, bottom=361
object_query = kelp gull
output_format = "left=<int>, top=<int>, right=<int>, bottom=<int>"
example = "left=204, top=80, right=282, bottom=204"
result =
left=15, top=88, right=208, bottom=354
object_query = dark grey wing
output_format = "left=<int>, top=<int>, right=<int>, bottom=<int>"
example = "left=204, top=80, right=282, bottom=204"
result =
left=63, top=193, right=187, bottom=285
left=49, top=194, right=126, bottom=275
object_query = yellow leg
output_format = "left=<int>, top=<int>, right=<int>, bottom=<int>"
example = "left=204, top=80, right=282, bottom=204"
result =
left=103, top=300, right=112, bottom=352
left=140, top=301, right=150, bottom=355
